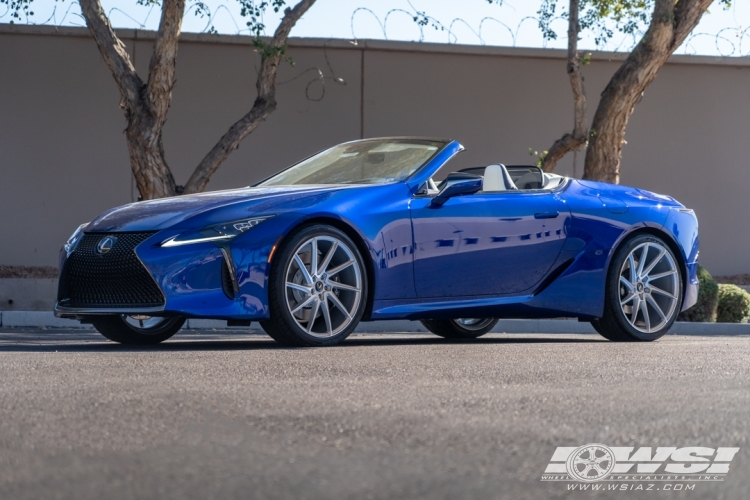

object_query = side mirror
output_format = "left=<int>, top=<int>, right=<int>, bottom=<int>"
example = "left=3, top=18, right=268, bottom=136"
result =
left=431, top=174, right=483, bottom=207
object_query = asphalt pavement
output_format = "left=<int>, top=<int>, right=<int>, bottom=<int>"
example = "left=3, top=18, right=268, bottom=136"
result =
left=0, top=328, right=748, bottom=500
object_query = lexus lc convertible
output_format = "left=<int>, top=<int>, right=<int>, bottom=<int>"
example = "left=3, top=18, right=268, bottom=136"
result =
left=55, top=138, right=699, bottom=346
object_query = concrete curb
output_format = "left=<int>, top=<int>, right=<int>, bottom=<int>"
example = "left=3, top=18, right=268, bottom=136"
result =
left=1, top=311, right=79, bottom=328
left=666, top=321, right=750, bottom=335
left=1, top=311, right=749, bottom=335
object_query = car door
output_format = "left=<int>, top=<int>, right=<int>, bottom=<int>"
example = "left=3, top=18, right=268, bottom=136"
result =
left=410, top=191, right=570, bottom=298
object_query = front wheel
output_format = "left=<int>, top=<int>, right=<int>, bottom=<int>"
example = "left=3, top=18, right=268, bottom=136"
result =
left=594, top=235, right=682, bottom=342
left=90, top=315, right=185, bottom=345
left=420, top=318, right=498, bottom=339
left=260, top=225, right=368, bottom=347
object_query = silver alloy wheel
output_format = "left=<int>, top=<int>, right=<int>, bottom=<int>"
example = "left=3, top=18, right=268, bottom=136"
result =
left=618, top=242, right=679, bottom=334
left=122, top=315, right=167, bottom=332
left=453, top=318, right=495, bottom=331
left=284, top=235, right=362, bottom=338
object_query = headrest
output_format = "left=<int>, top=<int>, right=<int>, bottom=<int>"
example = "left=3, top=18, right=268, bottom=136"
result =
left=483, top=164, right=516, bottom=191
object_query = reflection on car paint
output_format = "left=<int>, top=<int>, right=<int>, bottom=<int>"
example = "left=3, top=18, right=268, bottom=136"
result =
left=58, top=139, right=699, bottom=324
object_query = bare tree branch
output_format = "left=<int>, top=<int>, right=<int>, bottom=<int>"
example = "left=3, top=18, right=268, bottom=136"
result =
left=542, top=132, right=586, bottom=172
left=672, top=0, right=714, bottom=48
left=146, top=0, right=185, bottom=129
left=184, top=0, right=317, bottom=194
left=80, top=0, right=314, bottom=199
left=78, top=0, right=142, bottom=112
left=583, top=0, right=712, bottom=183
left=541, top=0, right=587, bottom=173
left=79, top=0, right=184, bottom=199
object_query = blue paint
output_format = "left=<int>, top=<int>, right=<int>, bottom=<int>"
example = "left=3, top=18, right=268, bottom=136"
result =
left=57, top=139, right=698, bottom=323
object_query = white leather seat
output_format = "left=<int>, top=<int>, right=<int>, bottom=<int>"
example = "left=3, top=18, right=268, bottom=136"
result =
left=483, top=164, right=505, bottom=191
left=482, top=164, right=515, bottom=192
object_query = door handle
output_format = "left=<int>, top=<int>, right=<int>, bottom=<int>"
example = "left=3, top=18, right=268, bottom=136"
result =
left=534, top=211, right=559, bottom=219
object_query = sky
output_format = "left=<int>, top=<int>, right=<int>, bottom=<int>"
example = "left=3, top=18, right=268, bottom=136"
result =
left=3, top=0, right=750, bottom=56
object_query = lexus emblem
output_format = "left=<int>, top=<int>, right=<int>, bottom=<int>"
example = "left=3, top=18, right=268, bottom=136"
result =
left=96, top=236, right=117, bottom=255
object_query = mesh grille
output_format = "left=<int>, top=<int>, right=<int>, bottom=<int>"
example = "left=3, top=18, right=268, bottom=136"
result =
left=59, top=232, right=164, bottom=308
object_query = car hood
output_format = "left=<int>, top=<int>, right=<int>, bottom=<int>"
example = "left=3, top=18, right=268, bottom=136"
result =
left=86, top=185, right=348, bottom=232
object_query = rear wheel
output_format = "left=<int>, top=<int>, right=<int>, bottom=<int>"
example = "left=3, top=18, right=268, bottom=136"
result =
left=420, top=318, right=498, bottom=339
left=90, top=315, right=185, bottom=345
left=260, top=225, right=368, bottom=347
left=594, top=235, right=682, bottom=342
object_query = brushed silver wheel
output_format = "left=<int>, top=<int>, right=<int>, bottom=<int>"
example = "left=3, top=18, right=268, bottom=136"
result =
left=618, top=241, right=679, bottom=334
left=284, top=235, right=363, bottom=338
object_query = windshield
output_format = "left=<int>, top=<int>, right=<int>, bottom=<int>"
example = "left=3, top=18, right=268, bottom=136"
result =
left=259, top=139, right=445, bottom=186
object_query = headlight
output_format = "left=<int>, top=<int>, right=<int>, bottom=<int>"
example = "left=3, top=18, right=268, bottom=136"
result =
left=161, top=216, right=274, bottom=248
left=64, top=223, right=89, bottom=255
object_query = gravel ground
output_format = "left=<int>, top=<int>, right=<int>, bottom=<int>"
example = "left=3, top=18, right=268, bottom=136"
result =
left=0, top=328, right=748, bottom=500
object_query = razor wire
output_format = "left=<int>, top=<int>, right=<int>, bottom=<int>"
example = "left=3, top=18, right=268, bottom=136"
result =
left=2, top=0, right=749, bottom=57
left=0, top=0, right=349, bottom=105
left=346, top=1, right=750, bottom=56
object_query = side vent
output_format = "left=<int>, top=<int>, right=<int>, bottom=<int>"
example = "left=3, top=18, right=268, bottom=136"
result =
left=533, top=259, right=574, bottom=296
left=220, top=248, right=239, bottom=299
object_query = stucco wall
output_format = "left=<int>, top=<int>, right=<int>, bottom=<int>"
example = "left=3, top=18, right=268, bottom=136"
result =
left=1, top=25, right=748, bottom=274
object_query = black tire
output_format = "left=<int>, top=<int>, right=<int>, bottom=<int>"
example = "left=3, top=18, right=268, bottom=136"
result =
left=90, top=315, right=185, bottom=345
left=594, top=234, right=683, bottom=342
left=260, top=225, right=368, bottom=347
left=420, top=318, right=498, bottom=339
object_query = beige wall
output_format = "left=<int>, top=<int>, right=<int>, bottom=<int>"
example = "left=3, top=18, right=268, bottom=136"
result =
left=1, top=25, right=749, bottom=275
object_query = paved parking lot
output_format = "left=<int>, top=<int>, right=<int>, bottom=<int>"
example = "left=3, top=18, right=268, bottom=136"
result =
left=0, top=328, right=748, bottom=499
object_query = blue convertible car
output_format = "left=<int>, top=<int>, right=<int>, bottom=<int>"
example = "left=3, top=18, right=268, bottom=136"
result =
left=56, top=138, right=698, bottom=346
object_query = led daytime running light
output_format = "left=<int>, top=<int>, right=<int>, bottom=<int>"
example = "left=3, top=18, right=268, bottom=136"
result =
left=161, top=216, right=273, bottom=248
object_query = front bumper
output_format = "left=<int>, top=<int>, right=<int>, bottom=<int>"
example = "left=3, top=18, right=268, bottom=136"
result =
left=56, top=224, right=282, bottom=321
left=661, top=208, right=700, bottom=313
left=682, top=262, right=699, bottom=312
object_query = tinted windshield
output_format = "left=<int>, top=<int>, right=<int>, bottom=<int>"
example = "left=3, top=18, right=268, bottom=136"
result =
left=259, top=139, right=445, bottom=186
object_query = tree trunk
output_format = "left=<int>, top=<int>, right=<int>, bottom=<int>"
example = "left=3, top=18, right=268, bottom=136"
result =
left=79, top=0, right=184, bottom=200
left=80, top=0, right=316, bottom=199
left=583, top=0, right=713, bottom=183
left=125, top=113, right=178, bottom=199
left=541, top=0, right=587, bottom=173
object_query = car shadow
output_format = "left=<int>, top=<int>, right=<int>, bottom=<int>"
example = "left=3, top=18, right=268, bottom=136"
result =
left=0, top=328, right=604, bottom=353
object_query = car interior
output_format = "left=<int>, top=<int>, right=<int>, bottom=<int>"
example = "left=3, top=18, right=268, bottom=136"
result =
left=426, top=164, right=565, bottom=195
